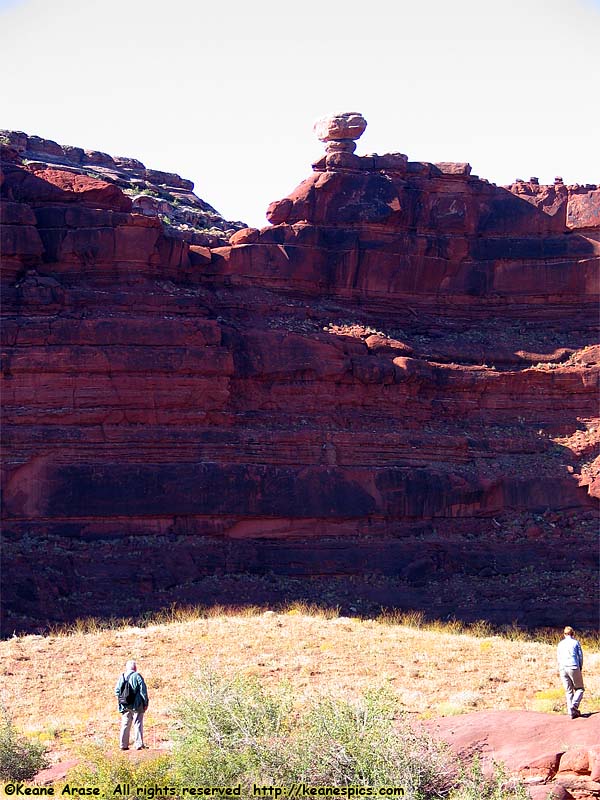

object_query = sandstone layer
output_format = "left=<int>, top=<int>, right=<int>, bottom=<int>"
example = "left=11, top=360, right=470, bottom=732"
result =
left=1, top=125, right=599, bottom=634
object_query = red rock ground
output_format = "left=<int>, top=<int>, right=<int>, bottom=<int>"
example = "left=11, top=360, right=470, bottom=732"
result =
left=425, top=710, right=600, bottom=799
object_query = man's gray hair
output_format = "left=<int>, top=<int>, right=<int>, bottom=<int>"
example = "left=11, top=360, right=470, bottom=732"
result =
left=126, top=660, right=137, bottom=672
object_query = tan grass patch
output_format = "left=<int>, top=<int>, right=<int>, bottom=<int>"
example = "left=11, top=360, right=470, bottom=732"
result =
left=1, top=611, right=598, bottom=764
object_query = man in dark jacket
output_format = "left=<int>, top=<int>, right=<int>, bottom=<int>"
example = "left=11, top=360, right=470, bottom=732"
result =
left=115, top=660, right=149, bottom=749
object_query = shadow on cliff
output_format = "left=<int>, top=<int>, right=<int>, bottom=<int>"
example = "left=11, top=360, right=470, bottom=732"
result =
left=2, top=437, right=597, bottom=639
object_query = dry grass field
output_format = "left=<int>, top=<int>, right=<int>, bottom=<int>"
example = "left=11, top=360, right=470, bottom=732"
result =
left=1, top=607, right=599, bottom=764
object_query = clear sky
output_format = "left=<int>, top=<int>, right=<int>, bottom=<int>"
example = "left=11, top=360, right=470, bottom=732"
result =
left=1, top=0, right=599, bottom=228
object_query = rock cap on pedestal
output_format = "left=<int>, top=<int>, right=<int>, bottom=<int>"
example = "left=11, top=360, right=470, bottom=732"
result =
left=313, top=112, right=367, bottom=142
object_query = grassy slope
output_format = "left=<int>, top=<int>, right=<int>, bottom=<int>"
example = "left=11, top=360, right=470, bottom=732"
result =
left=1, top=608, right=599, bottom=761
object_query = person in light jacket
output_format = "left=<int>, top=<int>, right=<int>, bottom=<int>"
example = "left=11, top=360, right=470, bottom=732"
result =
left=557, top=626, right=584, bottom=719
left=115, top=659, right=149, bottom=749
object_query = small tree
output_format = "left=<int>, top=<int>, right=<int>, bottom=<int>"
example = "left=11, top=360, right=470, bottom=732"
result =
left=0, top=708, right=48, bottom=782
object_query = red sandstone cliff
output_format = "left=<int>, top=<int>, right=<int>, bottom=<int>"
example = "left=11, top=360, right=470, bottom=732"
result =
left=1, top=118, right=598, bottom=634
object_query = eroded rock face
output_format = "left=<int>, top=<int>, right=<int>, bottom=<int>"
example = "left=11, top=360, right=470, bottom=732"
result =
left=0, top=129, right=246, bottom=246
left=1, top=121, right=598, bottom=634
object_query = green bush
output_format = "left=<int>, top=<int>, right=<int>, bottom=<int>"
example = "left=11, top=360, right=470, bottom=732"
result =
left=173, top=667, right=293, bottom=787
left=64, top=745, right=172, bottom=798
left=0, top=707, right=48, bottom=782
left=172, top=669, right=452, bottom=798
left=293, top=688, right=452, bottom=798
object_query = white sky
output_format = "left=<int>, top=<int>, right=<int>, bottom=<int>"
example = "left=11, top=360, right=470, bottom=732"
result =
left=1, top=0, right=599, bottom=228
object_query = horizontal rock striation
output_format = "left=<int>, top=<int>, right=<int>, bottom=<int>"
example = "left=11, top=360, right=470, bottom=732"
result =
left=1, top=121, right=598, bottom=634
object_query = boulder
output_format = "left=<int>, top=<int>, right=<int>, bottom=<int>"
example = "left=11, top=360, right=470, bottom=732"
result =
left=229, top=227, right=260, bottom=245
left=12, top=165, right=132, bottom=211
left=313, top=111, right=367, bottom=142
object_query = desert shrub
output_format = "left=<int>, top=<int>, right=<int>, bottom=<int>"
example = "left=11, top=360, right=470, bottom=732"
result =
left=172, top=668, right=453, bottom=798
left=64, top=745, right=172, bottom=798
left=173, top=667, right=293, bottom=786
left=0, top=707, right=48, bottom=781
left=294, top=688, right=452, bottom=798
left=448, top=757, right=529, bottom=800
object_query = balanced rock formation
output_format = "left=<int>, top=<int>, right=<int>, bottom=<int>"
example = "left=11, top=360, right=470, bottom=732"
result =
left=313, top=110, right=367, bottom=156
left=1, top=116, right=598, bottom=633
